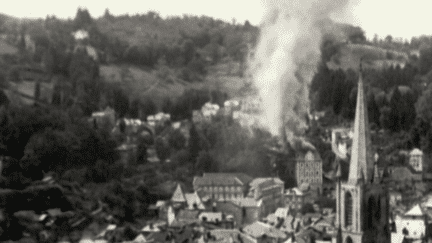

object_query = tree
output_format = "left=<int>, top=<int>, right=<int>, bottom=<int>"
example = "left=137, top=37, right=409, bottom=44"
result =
left=161, top=98, right=172, bottom=114
left=155, top=137, right=170, bottom=162
left=73, top=8, right=93, bottom=30
left=181, top=39, right=196, bottom=65
left=385, top=35, right=393, bottom=43
left=416, top=83, right=432, bottom=123
left=189, top=124, right=201, bottom=165
left=168, top=130, right=186, bottom=150
left=196, top=151, right=216, bottom=173
left=418, top=46, right=432, bottom=75
left=141, top=99, right=157, bottom=119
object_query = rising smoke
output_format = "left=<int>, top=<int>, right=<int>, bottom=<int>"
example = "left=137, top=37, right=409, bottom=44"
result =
left=250, top=0, right=356, bottom=149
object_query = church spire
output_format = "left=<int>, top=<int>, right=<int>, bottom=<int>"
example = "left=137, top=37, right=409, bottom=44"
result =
left=347, top=61, right=374, bottom=184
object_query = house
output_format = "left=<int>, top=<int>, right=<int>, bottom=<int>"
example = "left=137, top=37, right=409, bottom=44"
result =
left=174, top=209, right=200, bottom=225
left=243, top=221, right=287, bottom=242
left=395, top=204, right=427, bottom=240
left=147, top=112, right=170, bottom=127
left=248, top=178, right=285, bottom=216
left=295, top=150, right=323, bottom=194
left=91, top=106, right=116, bottom=130
left=216, top=198, right=262, bottom=227
left=185, top=191, right=206, bottom=210
left=193, top=173, right=253, bottom=201
left=201, top=102, right=220, bottom=121
left=389, top=190, right=403, bottom=207
left=331, top=127, right=353, bottom=159
left=285, top=188, right=306, bottom=211
left=73, top=29, right=89, bottom=41
left=199, top=212, right=223, bottom=223
left=208, top=229, right=257, bottom=243
left=224, top=99, right=241, bottom=112
left=409, top=148, right=424, bottom=173
left=141, top=221, right=166, bottom=233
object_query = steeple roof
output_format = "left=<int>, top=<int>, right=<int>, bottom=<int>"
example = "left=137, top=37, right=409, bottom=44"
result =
left=347, top=69, right=374, bottom=184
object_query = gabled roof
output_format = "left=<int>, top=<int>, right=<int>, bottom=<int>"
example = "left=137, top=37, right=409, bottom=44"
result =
left=275, top=208, right=290, bottom=218
left=171, top=183, right=187, bottom=203
left=185, top=192, right=206, bottom=210
left=404, top=204, right=425, bottom=217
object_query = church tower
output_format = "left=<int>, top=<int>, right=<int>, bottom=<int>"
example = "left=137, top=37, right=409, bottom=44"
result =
left=335, top=65, right=390, bottom=243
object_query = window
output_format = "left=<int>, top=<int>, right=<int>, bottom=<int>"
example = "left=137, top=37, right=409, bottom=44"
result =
left=345, top=191, right=353, bottom=227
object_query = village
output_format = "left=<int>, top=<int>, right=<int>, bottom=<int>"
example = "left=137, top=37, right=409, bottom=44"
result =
left=0, top=7, right=431, bottom=243
left=43, top=69, right=429, bottom=243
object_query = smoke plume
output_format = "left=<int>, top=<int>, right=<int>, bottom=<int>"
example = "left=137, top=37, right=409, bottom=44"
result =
left=250, top=0, right=355, bottom=149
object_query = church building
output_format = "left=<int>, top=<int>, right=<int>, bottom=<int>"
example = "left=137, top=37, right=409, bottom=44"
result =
left=335, top=66, right=391, bottom=243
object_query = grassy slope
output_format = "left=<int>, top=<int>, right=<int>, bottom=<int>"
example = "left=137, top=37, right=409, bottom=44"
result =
left=99, top=61, right=247, bottom=107
left=327, top=43, right=409, bottom=71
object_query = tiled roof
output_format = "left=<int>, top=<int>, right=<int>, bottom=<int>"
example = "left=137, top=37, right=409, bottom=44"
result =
left=285, top=188, right=303, bottom=196
left=249, top=177, right=284, bottom=188
left=230, top=197, right=262, bottom=207
left=194, top=173, right=253, bottom=187
left=243, top=221, right=287, bottom=239
left=177, top=209, right=200, bottom=220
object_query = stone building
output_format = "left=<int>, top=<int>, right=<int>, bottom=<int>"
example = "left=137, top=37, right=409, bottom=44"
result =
left=296, top=150, right=323, bottom=194
left=193, top=173, right=253, bottom=201
left=247, top=178, right=284, bottom=216
left=335, top=69, right=390, bottom=243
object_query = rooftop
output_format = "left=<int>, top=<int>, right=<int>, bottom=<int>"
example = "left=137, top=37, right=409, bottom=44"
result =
left=193, top=173, right=253, bottom=187
left=404, top=204, right=425, bottom=217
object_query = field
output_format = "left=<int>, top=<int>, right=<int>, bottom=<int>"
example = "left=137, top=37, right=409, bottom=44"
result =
left=327, top=43, right=409, bottom=71
left=99, top=61, right=248, bottom=107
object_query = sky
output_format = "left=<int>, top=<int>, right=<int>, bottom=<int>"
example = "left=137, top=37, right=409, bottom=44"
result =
left=2, top=0, right=432, bottom=41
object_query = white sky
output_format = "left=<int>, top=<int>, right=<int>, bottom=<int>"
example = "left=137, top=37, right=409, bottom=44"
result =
left=2, top=0, right=432, bottom=41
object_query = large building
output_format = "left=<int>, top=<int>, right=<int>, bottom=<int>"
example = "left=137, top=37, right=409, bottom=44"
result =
left=247, top=178, right=284, bottom=216
left=335, top=68, right=390, bottom=243
left=296, top=150, right=323, bottom=193
left=193, top=173, right=253, bottom=201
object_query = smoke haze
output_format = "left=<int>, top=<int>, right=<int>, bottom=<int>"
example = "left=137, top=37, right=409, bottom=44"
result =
left=250, top=0, right=356, bottom=148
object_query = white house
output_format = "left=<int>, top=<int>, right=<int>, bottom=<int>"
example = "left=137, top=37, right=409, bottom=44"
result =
left=395, top=204, right=427, bottom=239
left=73, top=29, right=89, bottom=40
left=409, top=148, right=424, bottom=173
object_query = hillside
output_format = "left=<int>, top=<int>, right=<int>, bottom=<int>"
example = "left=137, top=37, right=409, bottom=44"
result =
left=99, top=60, right=248, bottom=107
left=327, top=43, right=409, bottom=71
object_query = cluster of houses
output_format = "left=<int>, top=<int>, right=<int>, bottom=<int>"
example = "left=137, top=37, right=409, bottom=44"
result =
left=137, top=173, right=336, bottom=243
left=84, top=67, right=432, bottom=243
